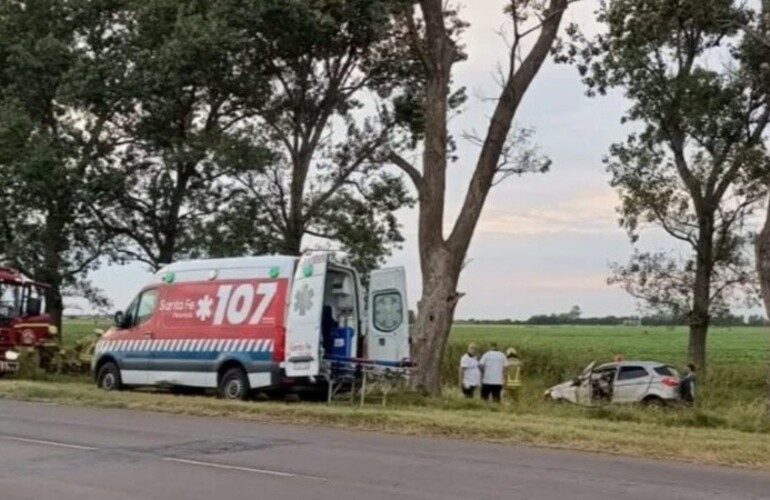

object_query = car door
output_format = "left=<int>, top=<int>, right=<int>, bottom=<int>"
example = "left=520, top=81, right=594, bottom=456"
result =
left=612, top=365, right=651, bottom=403
left=284, top=252, right=328, bottom=377
left=113, top=288, right=158, bottom=385
left=367, top=267, right=409, bottom=363
left=575, top=361, right=595, bottom=405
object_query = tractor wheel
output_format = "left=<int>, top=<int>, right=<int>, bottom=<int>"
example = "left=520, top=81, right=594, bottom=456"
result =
left=97, top=362, right=123, bottom=392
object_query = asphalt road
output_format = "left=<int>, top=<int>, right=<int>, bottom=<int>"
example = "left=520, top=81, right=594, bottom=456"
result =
left=0, top=400, right=769, bottom=500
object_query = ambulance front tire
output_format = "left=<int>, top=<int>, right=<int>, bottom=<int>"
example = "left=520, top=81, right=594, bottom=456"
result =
left=97, top=362, right=123, bottom=392
left=219, top=367, right=250, bottom=401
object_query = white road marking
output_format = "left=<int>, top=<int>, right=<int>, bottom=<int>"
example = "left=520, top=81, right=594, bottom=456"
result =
left=0, top=435, right=98, bottom=451
left=162, top=457, right=324, bottom=481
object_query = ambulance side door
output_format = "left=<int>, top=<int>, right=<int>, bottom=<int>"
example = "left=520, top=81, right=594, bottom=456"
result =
left=284, top=253, right=328, bottom=377
left=112, top=288, right=158, bottom=385
left=367, top=267, right=409, bottom=363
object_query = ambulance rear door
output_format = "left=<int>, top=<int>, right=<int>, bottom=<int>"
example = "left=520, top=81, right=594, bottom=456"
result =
left=366, top=267, right=409, bottom=363
left=284, top=252, right=328, bottom=377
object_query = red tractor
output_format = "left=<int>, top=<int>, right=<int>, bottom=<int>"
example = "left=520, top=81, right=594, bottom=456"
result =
left=0, top=266, right=57, bottom=375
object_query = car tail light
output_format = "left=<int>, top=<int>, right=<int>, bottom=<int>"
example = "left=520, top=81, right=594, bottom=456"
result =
left=661, top=377, right=679, bottom=387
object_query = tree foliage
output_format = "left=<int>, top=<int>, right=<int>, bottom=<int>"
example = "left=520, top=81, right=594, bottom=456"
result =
left=561, top=0, right=770, bottom=366
left=90, top=0, right=415, bottom=277
left=95, top=0, right=275, bottom=270
left=0, top=0, right=129, bottom=324
left=207, top=0, right=415, bottom=275
left=1, top=0, right=417, bottom=321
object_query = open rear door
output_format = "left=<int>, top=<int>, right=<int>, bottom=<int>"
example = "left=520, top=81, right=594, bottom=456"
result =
left=576, top=361, right=596, bottom=405
left=366, top=267, right=409, bottom=363
left=284, top=252, right=328, bottom=377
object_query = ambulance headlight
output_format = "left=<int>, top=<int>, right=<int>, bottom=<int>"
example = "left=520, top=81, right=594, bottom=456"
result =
left=5, top=350, right=20, bottom=361
left=48, top=325, right=59, bottom=335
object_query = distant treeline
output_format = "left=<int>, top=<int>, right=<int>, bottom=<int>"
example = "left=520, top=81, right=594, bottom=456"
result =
left=456, top=312, right=769, bottom=327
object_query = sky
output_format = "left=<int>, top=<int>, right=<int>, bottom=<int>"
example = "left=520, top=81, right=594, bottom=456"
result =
left=82, top=1, right=741, bottom=320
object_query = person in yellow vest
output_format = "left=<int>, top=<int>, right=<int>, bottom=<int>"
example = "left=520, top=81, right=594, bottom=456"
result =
left=504, top=348, right=522, bottom=400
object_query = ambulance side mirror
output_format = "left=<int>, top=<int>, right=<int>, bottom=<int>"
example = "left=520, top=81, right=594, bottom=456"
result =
left=113, top=311, right=124, bottom=328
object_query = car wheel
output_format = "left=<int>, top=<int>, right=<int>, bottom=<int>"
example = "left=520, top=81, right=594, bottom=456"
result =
left=642, top=396, right=665, bottom=409
left=97, top=362, right=122, bottom=391
left=218, top=367, right=250, bottom=401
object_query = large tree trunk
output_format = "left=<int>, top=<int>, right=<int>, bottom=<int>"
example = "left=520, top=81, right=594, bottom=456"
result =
left=41, top=210, right=66, bottom=335
left=688, top=263, right=711, bottom=369
left=688, top=218, right=714, bottom=369
left=755, top=194, right=770, bottom=415
left=406, top=1, right=455, bottom=393
left=403, top=0, right=568, bottom=394
left=282, top=224, right=304, bottom=256
left=410, top=247, right=462, bottom=393
left=45, top=286, right=64, bottom=337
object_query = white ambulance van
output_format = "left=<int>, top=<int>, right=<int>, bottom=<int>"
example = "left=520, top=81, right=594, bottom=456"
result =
left=92, top=252, right=409, bottom=399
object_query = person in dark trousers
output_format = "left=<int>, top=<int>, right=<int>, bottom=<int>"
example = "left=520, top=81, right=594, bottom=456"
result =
left=680, top=363, right=697, bottom=405
left=479, top=342, right=508, bottom=403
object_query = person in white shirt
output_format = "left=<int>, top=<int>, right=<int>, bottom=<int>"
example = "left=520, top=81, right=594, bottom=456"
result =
left=459, top=343, right=481, bottom=398
left=479, top=342, right=508, bottom=402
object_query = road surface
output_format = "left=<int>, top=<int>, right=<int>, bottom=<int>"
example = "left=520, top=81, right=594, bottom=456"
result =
left=0, top=399, right=768, bottom=499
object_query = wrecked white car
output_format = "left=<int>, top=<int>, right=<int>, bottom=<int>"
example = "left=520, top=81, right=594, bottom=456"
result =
left=544, top=360, right=681, bottom=406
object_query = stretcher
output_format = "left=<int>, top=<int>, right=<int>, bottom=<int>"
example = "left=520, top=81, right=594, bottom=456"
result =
left=322, top=356, right=414, bottom=406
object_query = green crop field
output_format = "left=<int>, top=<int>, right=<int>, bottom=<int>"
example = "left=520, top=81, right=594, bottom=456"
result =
left=449, top=324, right=768, bottom=366
left=60, top=318, right=109, bottom=345
left=442, top=324, right=770, bottom=430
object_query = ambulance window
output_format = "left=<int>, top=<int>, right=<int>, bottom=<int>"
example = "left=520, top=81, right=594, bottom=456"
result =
left=372, top=291, right=403, bottom=332
left=122, top=297, right=139, bottom=327
left=135, top=289, right=158, bottom=325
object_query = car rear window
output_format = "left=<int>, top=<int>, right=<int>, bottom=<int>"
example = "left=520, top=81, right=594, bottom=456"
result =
left=654, top=366, right=674, bottom=376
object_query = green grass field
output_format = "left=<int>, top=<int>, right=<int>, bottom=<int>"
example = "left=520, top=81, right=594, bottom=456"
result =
left=446, top=324, right=768, bottom=384
left=451, top=324, right=768, bottom=363
left=447, top=324, right=768, bottom=416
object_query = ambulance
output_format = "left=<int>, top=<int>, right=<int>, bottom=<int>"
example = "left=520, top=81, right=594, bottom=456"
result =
left=92, top=252, right=409, bottom=400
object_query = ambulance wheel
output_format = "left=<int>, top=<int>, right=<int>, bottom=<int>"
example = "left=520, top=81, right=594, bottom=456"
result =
left=97, top=362, right=122, bottom=391
left=219, top=367, right=250, bottom=401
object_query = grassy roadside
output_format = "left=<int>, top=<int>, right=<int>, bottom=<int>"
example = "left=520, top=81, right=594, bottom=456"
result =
left=2, top=380, right=770, bottom=471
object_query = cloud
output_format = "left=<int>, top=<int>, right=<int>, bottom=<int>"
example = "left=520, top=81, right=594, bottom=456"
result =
left=474, top=187, right=620, bottom=236
left=501, top=273, right=611, bottom=292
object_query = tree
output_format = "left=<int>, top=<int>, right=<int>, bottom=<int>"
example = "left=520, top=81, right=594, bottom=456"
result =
left=564, top=0, right=770, bottom=368
left=565, top=305, right=582, bottom=321
left=95, top=0, right=274, bottom=270
left=207, top=0, right=414, bottom=275
left=388, top=0, right=571, bottom=393
left=0, top=0, right=128, bottom=328
left=97, top=0, right=413, bottom=276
